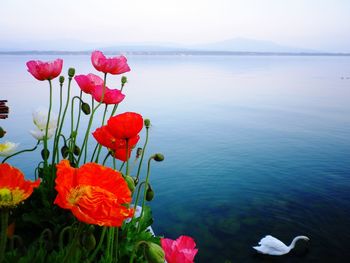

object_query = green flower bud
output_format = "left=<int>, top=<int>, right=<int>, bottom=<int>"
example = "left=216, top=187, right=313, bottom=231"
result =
left=68, top=68, right=76, bottom=78
left=41, top=149, right=50, bottom=160
left=81, top=232, right=96, bottom=251
left=145, top=242, right=165, bottom=263
left=0, top=127, right=6, bottom=138
left=153, top=153, right=164, bottom=162
left=73, top=145, right=81, bottom=156
left=59, top=76, right=65, bottom=84
left=146, top=185, right=154, bottom=201
left=61, top=145, right=69, bottom=158
left=81, top=103, right=91, bottom=115
left=121, top=76, right=127, bottom=85
left=125, top=175, right=135, bottom=192
left=144, top=119, right=151, bottom=128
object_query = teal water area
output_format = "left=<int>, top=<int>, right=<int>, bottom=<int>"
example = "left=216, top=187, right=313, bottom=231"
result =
left=1, top=55, right=350, bottom=262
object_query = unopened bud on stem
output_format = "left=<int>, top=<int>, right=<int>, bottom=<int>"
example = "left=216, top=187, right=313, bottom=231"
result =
left=153, top=153, right=164, bottom=162
left=68, top=68, right=75, bottom=78
left=121, top=76, right=127, bottom=85
left=81, top=103, right=91, bottom=115
left=144, top=119, right=151, bottom=128
left=145, top=242, right=165, bottom=263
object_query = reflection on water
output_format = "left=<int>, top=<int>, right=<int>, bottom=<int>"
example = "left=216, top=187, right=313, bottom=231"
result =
left=1, top=55, right=350, bottom=262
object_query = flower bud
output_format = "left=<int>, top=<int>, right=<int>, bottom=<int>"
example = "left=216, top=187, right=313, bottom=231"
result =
left=41, top=149, right=50, bottom=160
left=146, top=185, right=154, bottom=201
left=125, top=175, right=135, bottom=192
left=153, top=153, right=164, bottom=162
left=0, top=127, right=6, bottom=138
left=144, top=119, right=151, bottom=128
left=81, top=103, right=91, bottom=115
left=121, top=76, right=127, bottom=85
left=81, top=232, right=96, bottom=251
left=68, top=68, right=76, bottom=78
left=145, top=242, right=165, bottom=263
left=59, top=76, right=65, bottom=84
left=61, top=145, right=69, bottom=158
left=73, top=145, right=81, bottom=156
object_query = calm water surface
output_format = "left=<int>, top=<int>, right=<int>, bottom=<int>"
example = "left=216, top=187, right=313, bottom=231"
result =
left=1, top=55, right=350, bottom=262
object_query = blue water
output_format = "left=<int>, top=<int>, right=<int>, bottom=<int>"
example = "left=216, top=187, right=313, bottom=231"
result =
left=1, top=54, right=350, bottom=262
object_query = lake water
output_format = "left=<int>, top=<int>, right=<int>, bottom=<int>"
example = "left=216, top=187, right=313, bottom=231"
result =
left=1, top=54, right=350, bottom=262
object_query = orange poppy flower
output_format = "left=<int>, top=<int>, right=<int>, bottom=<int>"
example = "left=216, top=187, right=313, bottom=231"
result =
left=54, top=160, right=134, bottom=226
left=0, top=163, right=40, bottom=208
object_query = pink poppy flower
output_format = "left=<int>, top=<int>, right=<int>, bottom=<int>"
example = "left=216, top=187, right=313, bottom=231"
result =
left=91, top=85, right=125, bottom=105
left=74, top=73, right=103, bottom=94
left=91, top=51, right=131, bottom=75
left=26, top=59, right=63, bottom=81
left=161, top=235, right=198, bottom=263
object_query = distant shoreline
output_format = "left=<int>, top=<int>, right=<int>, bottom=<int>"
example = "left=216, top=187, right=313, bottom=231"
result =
left=1, top=50, right=350, bottom=56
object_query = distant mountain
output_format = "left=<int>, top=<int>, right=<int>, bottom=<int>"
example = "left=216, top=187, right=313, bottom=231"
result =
left=191, top=38, right=318, bottom=53
left=0, top=38, right=323, bottom=53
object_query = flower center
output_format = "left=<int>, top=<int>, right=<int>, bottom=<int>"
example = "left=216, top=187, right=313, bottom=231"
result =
left=0, top=143, right=10, bottom=151
left=0, top=188, right=12, bottom=202
left=68, top=185, right=91, bottom=205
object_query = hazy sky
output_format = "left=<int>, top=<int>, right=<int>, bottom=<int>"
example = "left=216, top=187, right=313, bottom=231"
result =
left=1, top=0, right=350, bottom=51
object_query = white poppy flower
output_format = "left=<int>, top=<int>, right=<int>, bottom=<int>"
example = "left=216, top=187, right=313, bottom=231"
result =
left=30, top=127, right=56, bottom=141
left=30, top=108, right=58, bottom=140
left=0, top=141, right=19, bottom=156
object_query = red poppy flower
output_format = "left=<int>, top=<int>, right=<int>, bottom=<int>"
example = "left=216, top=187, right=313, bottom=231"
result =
left=91, top=85, right=125, bottom=105
left=26, top=58, right=63, bottom=81
left=107, top=112, right=143, bottom=140
left=91, top=51, right=130, bottom=75
left=0, top=163, right=40, bottom=208
left=74, top=73, right=103, bottom=94
left=92, top=125, right=139, bottom=150
left=161, top=235, right=198, bottom=263
left=54, top=160, right=133, bottom=226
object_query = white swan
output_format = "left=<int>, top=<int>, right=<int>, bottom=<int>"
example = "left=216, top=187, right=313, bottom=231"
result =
left=253, top=235, right=309, bottom=255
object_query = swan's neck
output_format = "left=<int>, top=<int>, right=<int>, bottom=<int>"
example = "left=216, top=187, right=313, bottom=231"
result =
left=288, top=236, right=307, bottom=249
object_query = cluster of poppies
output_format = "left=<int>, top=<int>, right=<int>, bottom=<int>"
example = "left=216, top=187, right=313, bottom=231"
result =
left=0, top=51, right=198, bottom=263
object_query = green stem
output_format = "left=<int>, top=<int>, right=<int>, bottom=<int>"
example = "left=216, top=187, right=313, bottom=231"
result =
left=115, top=228, right=119, bottom=262
left=113, top=156, right=116, bottom=170
left=102, top=152, right=111, bottom=165
left=0, top=209, right=9, bottom=263
left=88, top=227, right=107, bottom=263
left=94, top=104, right=109, bottom=163
left=51, top=82, right=63, bottom=166
left=74, top=91, right=83, bottom=136
left=56, top=77, right=72, bottom=161
left=135, top=127, right=149, bottom=184
left=133, top=182, right=146, bottom=212
left=107, top=228, right=115, bottom=261
left=129, top=241, right=147, bottom=263
left=137, top=156, right=154, bottom=233
left=90, top=142, right=99, bottom=163
left=69, top=95, right=83, bottom=163
left=110, top=84, right=125, bottom=118
left=62, top=223, right=84, bottom=263
left=43, top=80, right=53, bottom=169
left=1, top=141, right=40, bottom=163
left=78, top=73, right=107, bottom=165
left=125, top=139, right=129, bottom=175
left=119, top=162, right=125, bottom=172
